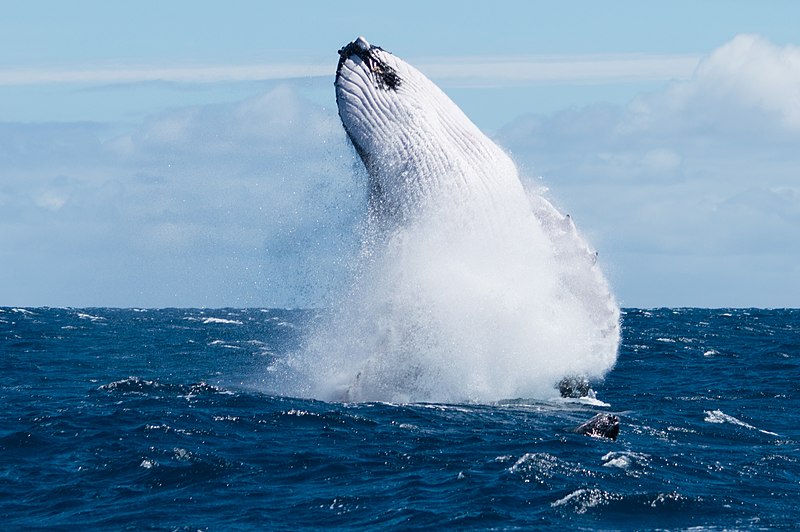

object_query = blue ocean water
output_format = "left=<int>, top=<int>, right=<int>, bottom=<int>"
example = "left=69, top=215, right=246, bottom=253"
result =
left=1, top=307, right=798, bottom=530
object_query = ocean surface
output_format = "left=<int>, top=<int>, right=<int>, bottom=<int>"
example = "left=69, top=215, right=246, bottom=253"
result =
left=1, top=306, right=798, bottom=530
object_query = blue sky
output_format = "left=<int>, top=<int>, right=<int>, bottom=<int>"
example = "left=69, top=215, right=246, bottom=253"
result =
left=2, top=1, right=799, bottom=307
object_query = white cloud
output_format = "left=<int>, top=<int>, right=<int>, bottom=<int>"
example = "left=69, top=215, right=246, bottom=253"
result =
left=498, top=35, right=800, bottom=307
left=0, top=53, right=699, bottom=88
left=419, top=53, right=700, bottom=87
left=620, top=34, right=800, bottom=136
left=32, top=190, right=68, bottom=211
left=688, top=34, right=800, bottom=129
left=0, top=64, right=331, bottom=85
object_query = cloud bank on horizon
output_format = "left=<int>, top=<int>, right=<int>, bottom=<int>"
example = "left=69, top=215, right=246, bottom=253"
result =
left=499, top=34, right=800, bottom=306
left=1, top=34, right=798, bottom=308
left=0, top=53, right=699, bottom=87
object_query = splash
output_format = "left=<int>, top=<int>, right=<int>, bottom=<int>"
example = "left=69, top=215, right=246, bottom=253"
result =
left=279, top=181, right=619, bottom=403
left=273, top=39, right=620, bottom=403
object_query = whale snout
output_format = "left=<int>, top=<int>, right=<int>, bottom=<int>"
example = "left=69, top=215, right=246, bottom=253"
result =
left=336, top=37, right=401, bottom=91
left=338, top=36, right=370, bottom=58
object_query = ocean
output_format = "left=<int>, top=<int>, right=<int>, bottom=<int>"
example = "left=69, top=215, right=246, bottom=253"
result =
left=1, top=306, right=798, bottom=530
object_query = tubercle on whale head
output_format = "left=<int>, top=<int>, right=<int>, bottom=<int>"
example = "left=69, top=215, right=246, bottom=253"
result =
left=336, top=36, right=401, bottom=91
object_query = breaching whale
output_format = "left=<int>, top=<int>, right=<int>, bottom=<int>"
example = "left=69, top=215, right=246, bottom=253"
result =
left=297, top=37, right=621, bottom=403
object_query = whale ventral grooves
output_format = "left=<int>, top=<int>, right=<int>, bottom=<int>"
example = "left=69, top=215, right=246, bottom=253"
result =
left=337, top=36, right=401, bottom=91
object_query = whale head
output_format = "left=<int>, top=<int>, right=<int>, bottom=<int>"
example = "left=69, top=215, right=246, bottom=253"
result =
left=335, top=36, right=519, bottom=221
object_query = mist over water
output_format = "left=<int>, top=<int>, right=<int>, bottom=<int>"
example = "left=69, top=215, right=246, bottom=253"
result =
left=277, top=170, right=620, bottom=404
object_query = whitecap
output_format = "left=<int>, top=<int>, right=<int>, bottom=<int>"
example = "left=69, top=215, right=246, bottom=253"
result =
left=704, top=409, right=778, bottom=436
left=507, top=452, right=582, bottom=481
left=576, top=395, right=611, bottom=408
left=508, top=452, right=553, bottom=475
left=603, top=455, right=631, bottom=469
left=285, top=409, right=321, bottom=417
left=201, top=317, right=243, bottom=325
left=551, top=488, right=623, bottom=514
left=173, top=448, right=192, bottom=461
left=77, top=312, right=105, bottom=322
left=213, top=415, right=240, bottom=422
left=602, top=451, right=650, bottom=471
left=99, top=376, right=163, bottom=392
left=207, top=340, right=241, bottom=349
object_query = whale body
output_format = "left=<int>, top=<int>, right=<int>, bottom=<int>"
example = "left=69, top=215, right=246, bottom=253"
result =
left=288, top=37, right=620, bottom=403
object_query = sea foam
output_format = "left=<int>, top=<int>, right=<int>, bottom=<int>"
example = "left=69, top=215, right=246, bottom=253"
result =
left=278, top=173, right=620, bottom=403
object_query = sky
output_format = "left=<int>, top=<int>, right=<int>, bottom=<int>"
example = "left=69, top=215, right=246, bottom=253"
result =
left=2, top=1, right=799, bottom=308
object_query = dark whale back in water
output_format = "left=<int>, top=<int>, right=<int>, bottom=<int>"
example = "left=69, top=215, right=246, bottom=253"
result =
left=558, top=376, right=591, bottom=398
left=573, top=413, right=620, bottom=440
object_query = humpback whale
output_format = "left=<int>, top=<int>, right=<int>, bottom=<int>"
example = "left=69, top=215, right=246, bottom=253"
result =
left=290, top=37, right=620, bottom=403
